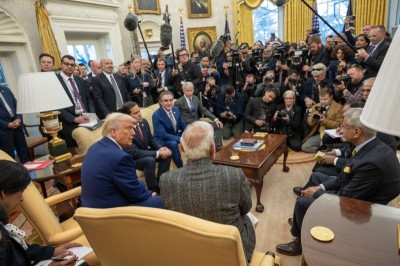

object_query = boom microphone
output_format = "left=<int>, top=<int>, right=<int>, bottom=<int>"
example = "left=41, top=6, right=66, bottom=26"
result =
left=210, top=38, right=224, bottom=58
left=124, top=12, right=138, bottom=32
left=160, top=24, right=172, bottom=49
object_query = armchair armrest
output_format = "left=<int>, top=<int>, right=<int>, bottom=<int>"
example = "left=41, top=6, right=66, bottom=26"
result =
left=46, top=226, right=83, bottom=246
left=44, top=186, right=81, bottom=206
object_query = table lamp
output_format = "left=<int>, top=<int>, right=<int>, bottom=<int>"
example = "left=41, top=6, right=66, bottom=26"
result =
left=17, top=72, right=73, bottom=162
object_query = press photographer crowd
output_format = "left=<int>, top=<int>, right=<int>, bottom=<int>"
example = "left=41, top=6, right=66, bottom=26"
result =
left=68, top=16, right=398, bottom=154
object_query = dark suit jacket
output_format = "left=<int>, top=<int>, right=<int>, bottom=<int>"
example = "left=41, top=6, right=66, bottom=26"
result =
left=0, top=225, right=55, bottom=265
left=81, top=137, right=152, bottom=208
left=174, top=95, right=217, bottom=124
left=56, top=73, right=90, bottom=135
left=215, top=92, right=245, bottom=124
left=152, top=107, right=187, bottom=145
left=318, top=138, right=400, bottom=204
left=124, top=119, right=162, bottom=159
left=160, top=158, right=255, bottom=261
left=244, top=97, right=277, bottom=132
left=362, top=41, right=390, bottom=78
left=0, top=86, right=22, bottom=135
left=92, top=72, right=130, bottom=119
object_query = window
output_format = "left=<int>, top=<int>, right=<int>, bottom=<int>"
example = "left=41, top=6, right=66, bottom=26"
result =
left=253, top=1, right=279, bottom=44
left=67, top=44, right=97, bottom=67
left=0, top=64, right=7, bottom=86
left=316, top=0, right=349, bottom=38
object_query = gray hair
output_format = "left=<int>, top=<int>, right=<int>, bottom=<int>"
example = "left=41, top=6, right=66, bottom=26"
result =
left=283, top=90, right=296, bottom=99
left=311, top=63, right=327, bottom=76
left=181, top=121, right=214, bottom=160
left=344, top=108, right=376, bottom=138
left=182, top=81, right=194, bottom=91
left=102, top=113, right=136, bottom=137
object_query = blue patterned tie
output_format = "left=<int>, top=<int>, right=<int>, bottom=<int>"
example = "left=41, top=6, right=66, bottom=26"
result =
left=69, top=78, right=86, bottom=112
left=189, top=98, right=196, bottom=114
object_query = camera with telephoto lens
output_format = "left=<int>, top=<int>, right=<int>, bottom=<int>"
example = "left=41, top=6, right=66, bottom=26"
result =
left=312, top=106, right=327, bottom=121
left=264, top=75, right=275, bottom=83
left=277, top=110, right=287, bottom=120
left=333, top=75, right=350, bottom=86
left=230, top=48, right=241, bottom=64
left=251, top=46, right=264, bottom=65
left=273, top=42, right=290, bottom=63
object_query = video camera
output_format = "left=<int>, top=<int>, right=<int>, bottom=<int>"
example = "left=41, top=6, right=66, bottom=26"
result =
left=333, top=75, right=350, bottom=86
left=291, top=45, right=310, bottom=68
left=312, top=106, right=327, bottom=121
left=273, top=42, right=290, bottom=63
left=230, top=48, right=241, bottom=65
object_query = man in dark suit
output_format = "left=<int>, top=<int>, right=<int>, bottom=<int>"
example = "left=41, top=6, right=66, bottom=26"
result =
left=355, top=25, right=390, bottom=78
left=152, top=91, right=187, bottom=168
left=190, top=0, right=208, bottom=14
left=119, top=102, right=172, bottom=194
left=56, top=55, right=91, bottom=149
left=276, top=108, right=400, bottom=256
left=175, top=82, right=223, bottom=150
left=0, top=84, right=29, bottom=163
left=152, top=58, right=173, bottom=103
left=81, top=113, right=163, bottom=209
left=160, top=121, right=255, bottom=262
left=243, top=87, right=279, bottom=133
left=92, top=57, right=130, bottom=119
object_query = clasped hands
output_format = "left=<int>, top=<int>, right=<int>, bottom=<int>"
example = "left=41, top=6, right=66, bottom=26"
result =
left=159, top=147, right=172, bottom=159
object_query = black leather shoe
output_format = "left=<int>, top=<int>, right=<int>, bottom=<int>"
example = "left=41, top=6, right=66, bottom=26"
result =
left=293, top=187, right=302, bottom=197
left=276, top=238, right=302, bottom=256
left=288, top=218, right=293, bottom=226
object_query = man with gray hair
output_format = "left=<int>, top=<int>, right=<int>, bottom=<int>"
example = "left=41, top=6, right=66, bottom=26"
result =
left=81, top=113, right=163, bottom=209
left=160, top=121, right=255, bottom=262
left=277, top=108, right=400, bottom=256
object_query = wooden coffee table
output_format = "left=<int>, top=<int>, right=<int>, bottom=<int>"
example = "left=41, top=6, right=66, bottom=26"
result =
left=212, top=133, right=289, bottom=212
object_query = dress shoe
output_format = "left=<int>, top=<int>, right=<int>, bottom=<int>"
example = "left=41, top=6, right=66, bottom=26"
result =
left=276, top=238, right=302, bottom=256
left=288, top=218, right=293, bottom=226
left=293, top=187, right=302, bottom=197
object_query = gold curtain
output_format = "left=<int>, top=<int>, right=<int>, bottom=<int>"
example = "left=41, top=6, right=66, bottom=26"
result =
left=354, top=0, right=388, bottom=33
left=35, top=1, right=62, bottom=69
left=233, top=0, right=263, bottom=45
left=284, top=0, right=314, bottom=43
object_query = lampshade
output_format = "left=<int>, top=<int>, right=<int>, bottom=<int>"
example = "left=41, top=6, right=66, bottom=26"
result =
left=360, top=31, right=400, bottom=137
left=17, top=72, right=72, bottom=114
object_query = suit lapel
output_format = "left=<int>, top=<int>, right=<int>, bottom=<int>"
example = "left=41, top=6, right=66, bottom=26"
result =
left=57, top=74, right=75, bottom=105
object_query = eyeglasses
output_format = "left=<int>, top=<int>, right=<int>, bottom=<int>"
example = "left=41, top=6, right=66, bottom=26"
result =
left=62, top=62, right=76, bottom=67
left=311, top=68, right=324, bottom=72
left=339, top=124, right=354, bottom=130
left=179, top=53, right=189, bottom=57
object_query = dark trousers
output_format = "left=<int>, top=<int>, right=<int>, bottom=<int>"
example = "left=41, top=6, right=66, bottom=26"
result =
left=291, top=197, right=316, bottom=238
left=164, top=140, right=183, bottom=168
left=287, top=132, right=302, bottom=151
left=0, top=128, right=29, bottom=163
left=128, top=195, right=164, bottom=209
left=303, top=171, right=337, bottom=189
left=135, top=155, right=172, bottom=188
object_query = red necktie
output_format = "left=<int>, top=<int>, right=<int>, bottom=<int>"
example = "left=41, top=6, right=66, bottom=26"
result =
left=136, top=126, right=143, bottom=139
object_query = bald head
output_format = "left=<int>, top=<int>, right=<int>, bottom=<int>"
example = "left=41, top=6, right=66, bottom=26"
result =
left=100, top=57, right=114, bottom=74
left=181, top=121, right=215, bottom=160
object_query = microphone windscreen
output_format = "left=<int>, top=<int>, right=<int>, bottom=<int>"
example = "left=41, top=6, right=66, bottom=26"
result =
left=210, top=40, right=224, bottom=58
left=160, top=24, right=173, bottom=48
left=124, top=13, right=138, bottom=32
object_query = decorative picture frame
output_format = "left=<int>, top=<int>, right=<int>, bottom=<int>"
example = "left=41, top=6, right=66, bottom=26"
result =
left=187, top=26, right=217, bottom=54
left=134, top=0, right=161, bottom=15
left=186, top=0, right=212, bottom=18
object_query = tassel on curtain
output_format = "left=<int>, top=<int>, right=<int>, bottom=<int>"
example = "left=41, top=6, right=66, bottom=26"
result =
left=35, top=1, right=62, bottom=69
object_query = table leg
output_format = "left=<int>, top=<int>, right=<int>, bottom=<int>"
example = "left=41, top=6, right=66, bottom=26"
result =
left=282, top=147, right=290, bottom=172
left=252, top=178, right=264, bottom=212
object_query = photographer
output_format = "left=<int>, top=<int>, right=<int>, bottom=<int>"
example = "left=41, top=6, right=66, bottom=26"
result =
left=199, top=55, right=220, bottom=84
left=300, top=63, right=329, bottom=109
left=273, top=90, right=302, bottom=151
left=241, top=73, right=257, bottom=104
left=216, top=85, right=245, bottom=139
left=328, top=44, right=355, bottom=84
left=250, top=46, right=275, bottom=83
left=281, top=69, right=303, bottom=106
left=244, top=87, right=279, bottom=133
left=201, top=76, right=219, bottom=115
left=301, top=86, right=343, bottom=153
left=254, top=70, right=278, bottom=97
left=333, top=64, right=365, bottom=104
left=169, top=48, right=202, bottom=98
left=222, top=48, right=251, bottom=91
left=302, top=36, right=331, bottom=73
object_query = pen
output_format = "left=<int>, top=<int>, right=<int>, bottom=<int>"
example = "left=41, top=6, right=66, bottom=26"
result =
left=51, top=257, right=66, bottom=262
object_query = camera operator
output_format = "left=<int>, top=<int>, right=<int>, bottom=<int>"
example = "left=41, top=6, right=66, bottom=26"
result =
left=333, top=64, right=365, bottom=104
left=250, top=46, right=276, bottom=83
left=242, top=73, right=257, bottom=104
left=254, top=69, right=278, bottom=97
left=169, top=48, right=202, bottom=98
left=343, top=16, right=357, bottom=46
left=302, top=36, right=331, bottom=73
left=281, top=69, right=303, bottom=105
left=216, top=84, right=245, bottom=139
left=300, top=63, right=329, bottom=109
left=301, top=86, right=343, bottom=153
left=273, top=90, right=302, bottom=151
left=244, top=87, right=279, bottom=133
left=199, top=55, right=220, bottom=84
left=328, top=44, right=355, bottom=84
left=222, top=48, right=251, bottom=91
left=201, top=76, right=219, bottom=115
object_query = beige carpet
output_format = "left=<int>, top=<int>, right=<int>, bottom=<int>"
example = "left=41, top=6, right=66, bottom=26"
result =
left=250, top=156, right=314, bottom=266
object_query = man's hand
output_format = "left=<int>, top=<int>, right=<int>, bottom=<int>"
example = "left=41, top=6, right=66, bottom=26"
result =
left=301, top=186, right=321, bottom=198
left=305, top=97, right=315, bottom=108
left=172, top=68, right=179, bottom=77
left=157, top=87, right=165, bottom=93
left=255, top=120, right=265, bottom=127
left=355, top=49, right=369, bottom=61
left=323, top=154, right=336, bottom=165
left=133, top=88, right=141, bottom=94
left=74, top=115, right=89, bottom=124
left=53, top=242, right=82, bottom=257
left=302, top=65, right=311, bottom=72
left=214, top=120, right=223, bottom=128
left=49, top=254, right=77, bottom=266
left=159, top=147, right=171, bottom=159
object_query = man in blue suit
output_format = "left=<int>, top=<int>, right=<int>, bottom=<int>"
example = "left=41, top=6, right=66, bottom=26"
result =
left=81, top=113, right=163, bottom=209
left=0, top=83, right=29, bottom=163
left=153, top=91, right=187, bottom=168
